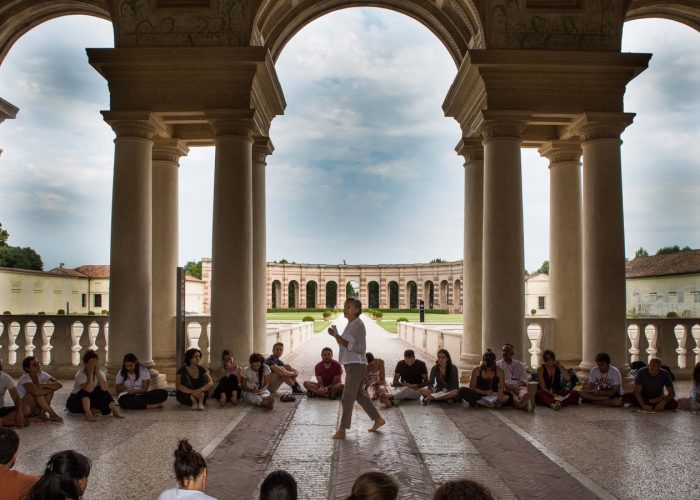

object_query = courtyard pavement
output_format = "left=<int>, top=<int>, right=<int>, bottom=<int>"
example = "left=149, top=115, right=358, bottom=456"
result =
left=10, top=315, right=699, bottom=499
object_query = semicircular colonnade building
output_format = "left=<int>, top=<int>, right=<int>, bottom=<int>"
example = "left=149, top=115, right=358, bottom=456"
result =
left=1, top=0, right=698, bottom=381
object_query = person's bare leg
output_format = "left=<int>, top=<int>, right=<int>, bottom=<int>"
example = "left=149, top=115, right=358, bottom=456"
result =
left=303, top=381, right=323, bottom=396
left=219, top=393, right=227, bottom=407
left=34, top=394, right=61, bottom=420
left=368, top=417, right=386, bottom=432
left=83, top=398, right=96, bottom=422
left=232, top=392, right=238, bottom=406
left=110, top=402, right=124, bottom=418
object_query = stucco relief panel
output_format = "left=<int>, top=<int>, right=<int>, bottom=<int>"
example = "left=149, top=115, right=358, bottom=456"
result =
left=486, top=0, right=623, bottom=51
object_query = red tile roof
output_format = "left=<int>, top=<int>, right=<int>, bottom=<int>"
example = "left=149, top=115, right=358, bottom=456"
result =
left=626, top=250, right=700, bottom=278
left=49, top=265, right=110, bottom=278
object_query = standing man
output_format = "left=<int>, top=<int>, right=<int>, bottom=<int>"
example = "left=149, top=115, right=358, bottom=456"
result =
left=496, top=343, right=534, bottom=412
left=0, top=360, right=28, bottom=428
left=304, top=347, right=344, bottom=399
left=579, top=352, right=624, bottom=407
left=622, top=357, right=678, bottom=411
left=265, top=343, right=306, bottom=395
left=390, top=350, right=428, bottom=404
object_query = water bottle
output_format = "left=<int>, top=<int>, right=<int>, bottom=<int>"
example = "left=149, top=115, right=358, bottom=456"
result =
left=690, top=393, right=697, bottom=414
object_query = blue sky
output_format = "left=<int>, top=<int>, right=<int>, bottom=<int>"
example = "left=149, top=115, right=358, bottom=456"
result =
left=0, top=9, right=698, bottom=271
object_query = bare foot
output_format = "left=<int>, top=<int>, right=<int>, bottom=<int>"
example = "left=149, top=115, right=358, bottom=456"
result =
left=332, top=429, right=346, bottom=439
left=91, top=408, right=101, bottom=417
left=368, top=417, right=386, bottom=432
left=219, top=396, right=227, bottom=408
left=146, top=404, right=164, bottom=410
left=112, top=408, right=124, bottom=419
left=232, top=394, right=238, bottom=406
left=86, top=413, right=96, bottom=422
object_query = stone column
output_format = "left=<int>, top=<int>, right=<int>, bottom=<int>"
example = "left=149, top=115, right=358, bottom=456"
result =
left=253, top=138, right=273, bottom=354
left=457, top=138, right=483, bottom=369
left=208, top=113, right=255, bottom=365
left=481, top=117, right=527, bottom=360
left=151, top=139, right=189, bottom=380
left=103, top=112, right=159, bottom=373
left=539, top=141, right=582, bottom=366
left=575, top=113, right=634, bottom=371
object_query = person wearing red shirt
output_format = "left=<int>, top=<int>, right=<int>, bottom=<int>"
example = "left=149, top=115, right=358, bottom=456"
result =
left=304, top=347, right=344, bottom=399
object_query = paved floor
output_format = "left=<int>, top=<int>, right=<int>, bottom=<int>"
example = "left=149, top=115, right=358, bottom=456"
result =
left=10, top=315, right=700, bottom=499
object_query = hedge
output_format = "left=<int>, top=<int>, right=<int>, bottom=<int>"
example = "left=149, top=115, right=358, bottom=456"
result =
left=267, top=308, right=329, bottom=313
left=302, top=315, right=315, bottom=322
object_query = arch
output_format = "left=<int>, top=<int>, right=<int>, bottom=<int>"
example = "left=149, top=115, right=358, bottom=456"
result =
left=0, top=1, right=112, bottom=67
left=271, top=280, right=282, bottom=309
left=439, top=279, right=449, bottom=309
left=388, top=281, right=399, bottom=309
left=325, top=281, right=338, bottom=308
left=367, top=281, right=380, bottom=309
left=346, top=280, right=359, bottom=300
left=424, top=280, right=434, bottom=309
left=306, top=280, right=318, bottom=309
left=255, top=0, right=483, bottom=67
left=453, top=279, right=462, bottom=312
left=626, top=1, right=700, bottom=33
left=288, top=280, right=299, bottom=308
left=406, top=280, right=417, bottom=309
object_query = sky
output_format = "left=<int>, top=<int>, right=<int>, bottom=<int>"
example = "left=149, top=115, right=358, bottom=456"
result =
left=0, top=9, right=698, bottom=272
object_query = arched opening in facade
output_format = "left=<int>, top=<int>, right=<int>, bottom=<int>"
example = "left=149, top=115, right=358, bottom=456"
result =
left=288, top=280, right=299, bottom=308
left=346, top=280, right=359, bottom=300
left=367, top=281, right=380, bottom=309
left=439, top=279, right=449, bottom=309
left=306, top=280, right=317, bottom=308
left=454, top=279, right=462, bottom=312
left=406, top=281, right=417, bottom=309
left=388, top=281, right=399, bottom=309
left=325, top=281, right=337, bottom=308
left=424, top=281, right=434, bottom=309
left=271, top=280, right=282, bottom=309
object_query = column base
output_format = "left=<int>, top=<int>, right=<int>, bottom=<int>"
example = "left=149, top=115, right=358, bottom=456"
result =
left=458, top=353, right=481, bottom=383
left=153, top=355, right=177, bottom=385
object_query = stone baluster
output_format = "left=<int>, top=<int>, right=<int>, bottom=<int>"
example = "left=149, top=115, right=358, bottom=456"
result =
left=41, top=321, right=54, bottom=366
left=70, top=322, right=84, bottom=366
left=673, top=324, right=687, bottom=369
left=692, top=324, right=700, bottom=366
left=7, top=322, right=19, bottom=365
left=644, top=324, right=658, bottom=362
left=527, top=323, right=543, bottom=370
left=24, top=321, right=37, bottom=359
left=627, top=324, right=640, bottom=363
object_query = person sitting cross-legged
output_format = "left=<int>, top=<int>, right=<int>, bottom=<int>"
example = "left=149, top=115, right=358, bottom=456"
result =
left=496, top=343, right=534, bottom=412
left=303, top=347, right=344, bottom=400
left=622, top=357, right=678, bottom=411
left=176, top=348, right=214, bottom=411
left=419, top=349, right=461, bottom=404
left=536, top=349, right=579, bottom=410
left=460, top=350, right=509, bottom=408
left=115, top=353, right=169, bottom=410
left=363, top=353, right=392, bottom=407
left=17, top=356, right=63, bottom=423
left=66, top=350, right=123, bottom=421
left=0, top=359, right=30, bottom=428
left=579, top=352, right=624, bottom=407
left=241, top=353, right=275, bottom=410
left=0, top=428, right=39, bottom=499
left=389, top=349, right=428, bottom=405
left=265, top=342, right=306, bottom=395
left=213, top=350, right=243, bottom=407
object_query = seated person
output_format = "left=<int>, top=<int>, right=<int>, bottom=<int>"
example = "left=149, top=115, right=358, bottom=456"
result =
left=176, top=348, right=213, bottom=410
left=26, top=450, right=91, bottom=500
left=0, top=428, right=39, bottom=499
left=622, top=357, right=678, bottom=411
left=629, top=360, right=646, bottom=378
left=536, top=349, right=579, bottom=410
left=460, top=350, right=509, bottom=408
left=17, top=356, right=62, bottom=423
left=349, top=471, right=398, bottom=500
left=213, top=350, right=242, bottom=407
left=0, top=359, right=29, bottom=427
left=579, top=352, right=623, bottom=407
left=66, top=350, right=122, bottom=421
left=363, top=353, right=392, bottom=407
left=677, top=362, right=699, bottom=411
left=115, top=353, right=168, bottom=410
left=496, top=343, right=534, bottom=412
left=260, top=470, right=297, bottom=500
left=432, top=479, right=495, bottom=500
left=419, top=349, right=461, bottom=404
left=265, top=342, right=305, bottom=395
left=390, top=349, right=428, bottom=404
left=157, top=439, right=215, bottom=500
left=241, top=353, right=275, bottom=410
left=303, top=347, right=344, bottom=399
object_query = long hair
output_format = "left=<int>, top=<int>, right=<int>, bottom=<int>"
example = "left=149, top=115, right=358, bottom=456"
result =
left=436, top=349, right=454, bottom=382
left=27, top=450, right=91, bottom=500
left=119, top=353, right=141, bottom=382
left=173, top=439, right=206, bottom=485
left=184, top=348, right=202, bottom=367
left=346, top=471, right=398, bottom=500
left=250, top=353, right=265, bottom=388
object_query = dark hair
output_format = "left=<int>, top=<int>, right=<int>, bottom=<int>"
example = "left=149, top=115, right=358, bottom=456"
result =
left=273, top=342, right=284, bottom=350
left=404, top=349, right=415, bottom=358
left=249, top=353, right=265, bottom=388
left=482, top=349, right=496, bottom=368
left=82, top=349, right=98, bottom=365
left=0, top=428, right=19, bottom=465
left=693, top=362, right=700, bottom=386
left=119, top=353, right=141, bottom=382
left=221, top=349, right=231, bottom=361
left=436, top=349, right=455, bottom=382
left=543, top=349, right=556, bottom=362
left=432, top=479, right=495, bottom=500
left=27, top=450, right=91, bottom=500
left=22, top=356, right=36, bottom=373
left=594, top=352, right=611, bottom=365
left=366, top=352, right=375, bottom=363
left=260, top=469, right=298, bottom=500
left=502, top=343, right=514, bottom=352
left=173, top=439, right=206, bottom=485
left=345, top=297, right=362, bottom=316
left=630, top=360, right=646, bottom=371
left=347, top=471, right=398, bottom=500
left=321, top=347, right=333, bottom=355
left=184, top=348, right=202, bottom=367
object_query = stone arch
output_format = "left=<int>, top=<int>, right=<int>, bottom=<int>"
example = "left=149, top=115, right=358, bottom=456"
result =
left=406, top=280, right=417, bottom=309
left=367, top=281, right=380, bottom=309
left=0, top=1, right=112, bottom=67
left=346, top=280, right=359, bottom=300
left=255, top=0, right=483, bottom=67
left=271, top=280, right=282, bottom=309
left=306, top=280, right=318, bottom=309
left=288, top=280, right=299, bottom=308
left=388, top=281, right=399, bottom=309
left=325, top=281, right=338, bottom=308
left=626, top=1, right=700, bottom=32
left=424, top=280, right=434, bottom=309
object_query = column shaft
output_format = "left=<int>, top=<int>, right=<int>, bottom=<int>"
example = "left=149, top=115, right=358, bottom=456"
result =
left=253, top=139, right=272, bottom=354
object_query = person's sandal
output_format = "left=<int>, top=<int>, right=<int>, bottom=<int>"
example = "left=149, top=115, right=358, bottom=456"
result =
left=280, top=394, right=296, bottom=402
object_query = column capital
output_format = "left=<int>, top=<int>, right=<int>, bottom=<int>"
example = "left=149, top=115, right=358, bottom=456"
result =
left=253, top=136, right=275, bottom=165
left=538, top=140, right=582, bottom=165
left=565, top=112, right=635, bottom=142
left=479, top=111, right=531, bottom=139
left=152, top=139, right=189, bottom=164
left=0, top=97, right=19, bottom=124
left=456, top=138, right=483, bottom=163
left=206, top=109, right=256, bottom=138
left=102, top=111, right=163, bottom=139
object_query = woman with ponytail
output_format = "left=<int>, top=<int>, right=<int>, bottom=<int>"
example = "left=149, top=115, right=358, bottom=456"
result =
left=26, top=450, right=91, bottom=500
left=157, top=439, right=215, bottom=499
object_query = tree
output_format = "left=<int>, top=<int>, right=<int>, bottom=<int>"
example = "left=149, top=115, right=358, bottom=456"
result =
left=0, top=222, right=43, bottom=270
left=184, top=260, right=202, bottom=279
left=430, top=258, right=447, bottom=264
left=656, top=245, right=691, bottom=255
left=635, top=247, right=649, bottom=258
left=537, top=260, right=549, bottom=275
left=0, top=222, right=8, bottom=246
left=278, top=258, right=289, bottom=264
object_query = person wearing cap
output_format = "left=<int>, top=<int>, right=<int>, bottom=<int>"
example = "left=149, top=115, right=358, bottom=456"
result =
left=459, top=350, right=509, bottom=408
left=496, top=343, right=534, bottom=412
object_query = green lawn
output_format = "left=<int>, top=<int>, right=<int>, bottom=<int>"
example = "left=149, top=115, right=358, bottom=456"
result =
left=376, top=312, right=463, bottom=333
left=267, top=312, right=336, bottom=332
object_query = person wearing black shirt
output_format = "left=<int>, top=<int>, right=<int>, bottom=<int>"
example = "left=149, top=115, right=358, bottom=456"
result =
left=390, top=350, right=428, bottom=404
